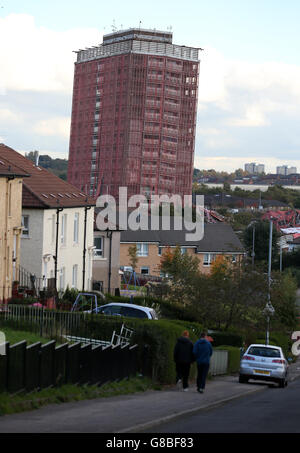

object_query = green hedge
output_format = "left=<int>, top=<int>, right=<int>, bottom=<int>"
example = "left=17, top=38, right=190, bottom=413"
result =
left=210, top=332, right=243, bottom=348
left=215, top=346, right=241, bottom=374
left=73, top=315, right=202, bottom=384
left=105, top=295, right=202, bottom=323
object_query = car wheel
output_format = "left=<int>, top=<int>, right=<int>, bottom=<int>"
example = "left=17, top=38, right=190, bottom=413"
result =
left=278, top=378, right=286, bottom=388
left=239, top=375, right=248, bottom=384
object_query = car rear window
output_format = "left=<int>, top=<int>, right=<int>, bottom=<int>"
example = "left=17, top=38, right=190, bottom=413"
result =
left=120, top=306, right=148, bottom=319
left=99, top=306, right=122, bottom=316
left=248, top=347, right=281, bottom=358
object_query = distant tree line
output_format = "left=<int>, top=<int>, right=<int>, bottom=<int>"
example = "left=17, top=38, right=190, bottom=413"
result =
left=26, top=152, right=68, bottom=181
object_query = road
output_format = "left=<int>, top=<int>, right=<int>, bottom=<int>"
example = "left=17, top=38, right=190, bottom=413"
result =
left=143, top=379, right=300, bottom=433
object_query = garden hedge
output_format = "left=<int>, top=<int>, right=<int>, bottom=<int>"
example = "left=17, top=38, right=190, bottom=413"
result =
left=74, top=316, right=202, bottom=384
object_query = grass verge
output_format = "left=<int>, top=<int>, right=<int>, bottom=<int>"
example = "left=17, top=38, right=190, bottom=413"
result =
left=0, top=326, right=56, bottom=346
left=0, top=376, right=159, bottom=416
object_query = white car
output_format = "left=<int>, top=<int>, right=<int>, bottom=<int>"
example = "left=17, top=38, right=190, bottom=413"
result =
left=95, top=302, right=158, bottom=320
left=239, top=344, right=289, bottom=388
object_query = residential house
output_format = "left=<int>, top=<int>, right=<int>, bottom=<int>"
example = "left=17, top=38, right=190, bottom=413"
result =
left=0, top=153, right=29, bottom=301
left=0, top=145, right=95, bottom=294
left=93, top=210, right=121, bottom=294
left=120, top=222, right=245, bottom=276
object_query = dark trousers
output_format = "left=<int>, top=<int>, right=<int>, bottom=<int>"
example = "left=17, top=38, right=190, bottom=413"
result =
left=196, top=363, right=210, bottom=390
left=176, top=362, right=191, bottom=389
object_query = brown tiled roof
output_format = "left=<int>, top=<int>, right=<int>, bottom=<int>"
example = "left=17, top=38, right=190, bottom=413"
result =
left=0, top=151, right=29, bottom=178
left=0, top=144, right=95, bottom=209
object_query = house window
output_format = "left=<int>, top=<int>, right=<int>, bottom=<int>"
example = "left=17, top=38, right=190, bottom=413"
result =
left=73, top=213, right=79, bottom=243
left=72, top=264, right=78, bottom=288
left=181, top=247, right=188, bottom=255
left=232, top=255, right=237, bottom=264
left=61, top=214, right=67, bottom=245
left=141, top=267, right=149, bottom=275
left=21, top=215, right=29, bottom=237
left=59, top=267, right=65, bottom=290
left=137, top=243, right=149, bottom=257
left=158, top=246, right=162, bottom=256
left=94, top=236, right=103, bottom=257
left=203, top=253, right=216, bottom=266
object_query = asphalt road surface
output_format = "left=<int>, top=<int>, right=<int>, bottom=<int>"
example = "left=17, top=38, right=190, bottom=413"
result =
left=143, top=379, right=300, bottom=433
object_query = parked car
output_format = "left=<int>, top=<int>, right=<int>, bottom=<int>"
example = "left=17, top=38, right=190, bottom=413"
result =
left=239, top=344, right=289, bottom=388
left=94, top=302, right=158, bottom=320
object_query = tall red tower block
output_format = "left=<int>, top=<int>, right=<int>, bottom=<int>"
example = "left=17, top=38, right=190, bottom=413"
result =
left=67, top=28, right=200, bottom=200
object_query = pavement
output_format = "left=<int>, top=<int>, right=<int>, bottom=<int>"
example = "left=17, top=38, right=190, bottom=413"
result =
left=0, top=357, right=299, bottom=433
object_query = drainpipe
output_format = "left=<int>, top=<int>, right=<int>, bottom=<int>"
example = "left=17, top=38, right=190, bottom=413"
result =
left=54, top=205, right=63, bottom=296
left=107, top=230, right=113, bottom=295
left=82, top=202, right=91, bottom=291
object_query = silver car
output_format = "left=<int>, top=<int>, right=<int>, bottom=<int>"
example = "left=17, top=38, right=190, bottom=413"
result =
left=239, top=344, right=289, bottom=388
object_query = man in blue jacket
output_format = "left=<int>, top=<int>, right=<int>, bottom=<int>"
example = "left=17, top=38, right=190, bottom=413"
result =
left=193, top=332, right=213, bottom=393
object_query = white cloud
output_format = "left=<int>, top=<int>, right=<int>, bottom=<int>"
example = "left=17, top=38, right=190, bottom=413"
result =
left=0, top=108, right=20, bottom=122
left=0, top=14, right=101, bottom=93
left=199, top=45, right=300, bottom=129
left=227, top=105, right=270, bottom=128
left=34, top=117, right=71, bottom=138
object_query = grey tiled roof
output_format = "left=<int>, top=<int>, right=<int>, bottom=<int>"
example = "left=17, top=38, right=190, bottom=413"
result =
left=120, top=222, right=244, bottom=253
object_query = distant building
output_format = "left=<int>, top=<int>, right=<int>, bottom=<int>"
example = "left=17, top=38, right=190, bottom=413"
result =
left=244, top=163, right=265, bottom=174
left=68, top=28, right=200, bottom=200
left=120, top=223, right=245, bottom=276
left=276, top=165, right=297, bottom=176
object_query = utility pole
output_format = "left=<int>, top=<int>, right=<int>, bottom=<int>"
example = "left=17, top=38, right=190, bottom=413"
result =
left=252, top=224, right=255, bottom=269
left=264, top=218, right=275, bottom=346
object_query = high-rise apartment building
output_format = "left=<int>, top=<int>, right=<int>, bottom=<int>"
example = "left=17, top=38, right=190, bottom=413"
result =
left=276, top=165, right=297, bottom=175
left=244, top=162, right=265, bottom=174
left=67, top=28, right=200, bottom=200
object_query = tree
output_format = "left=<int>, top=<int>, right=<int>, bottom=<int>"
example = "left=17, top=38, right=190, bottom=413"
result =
left=243, top=220, right=279, bottom=262
left=128, top=245, right=138, bottom=272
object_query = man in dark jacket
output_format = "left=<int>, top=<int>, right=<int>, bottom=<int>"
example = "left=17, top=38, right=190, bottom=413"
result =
left=173, top=330, right=194, bottom=391
left=193, top=332, right=213, bottom=393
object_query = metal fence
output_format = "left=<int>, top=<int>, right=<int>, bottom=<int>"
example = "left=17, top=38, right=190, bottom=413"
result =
left=0, top=339, right=140, bottom=394
left=0, top=304, right=84, bottom=339
left=209, top=349, right=229, bottom=376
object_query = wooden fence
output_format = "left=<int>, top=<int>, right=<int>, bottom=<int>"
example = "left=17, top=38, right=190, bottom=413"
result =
left=0, top=340, right=140, bottom=394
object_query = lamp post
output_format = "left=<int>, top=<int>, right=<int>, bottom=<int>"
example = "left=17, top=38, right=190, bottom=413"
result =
left=263, top=218, right=275, bottom=345
left=263, top=301, right=275, bottom=346
left=251, top=223, right=255, bottom=269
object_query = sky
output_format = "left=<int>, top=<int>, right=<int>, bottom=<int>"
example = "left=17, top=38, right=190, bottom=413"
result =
left=1, top=0, right=300, bottom=173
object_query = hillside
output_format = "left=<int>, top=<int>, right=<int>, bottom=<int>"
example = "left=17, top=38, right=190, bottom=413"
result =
left=25, top=152, right=68, bottom=180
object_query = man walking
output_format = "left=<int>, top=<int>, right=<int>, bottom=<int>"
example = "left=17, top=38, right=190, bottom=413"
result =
left=173, top=330, right=194, bottom=391
left=193, top=332, right=213, bottom=393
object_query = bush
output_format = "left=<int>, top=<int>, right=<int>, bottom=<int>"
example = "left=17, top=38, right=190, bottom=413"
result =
left=73, top=315, right=202, bottom=384
left=62, top=286, right=79, bottom=304
left=8, top=297, right=39, bottom=306
left=105, top=294, right=203, bottom=323
left=210, top=332, right=243, bottom=348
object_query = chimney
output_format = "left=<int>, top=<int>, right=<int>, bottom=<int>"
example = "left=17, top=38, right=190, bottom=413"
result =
left=34, top=150, right=39, bottom=167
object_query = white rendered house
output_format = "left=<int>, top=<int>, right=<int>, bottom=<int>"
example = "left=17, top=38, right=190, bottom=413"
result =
left=2, top=146, right=95, bottom=293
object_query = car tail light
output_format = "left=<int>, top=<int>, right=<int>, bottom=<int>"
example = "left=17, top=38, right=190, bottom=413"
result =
left=243, top=355, right=255, bottom=361
left=272, top=359, right=285, bottom=364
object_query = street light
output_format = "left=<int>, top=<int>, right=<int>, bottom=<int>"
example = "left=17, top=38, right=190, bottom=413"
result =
left=263, top=218, right=275, bottom=345
left=263, top=301, right=275, bottom=346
